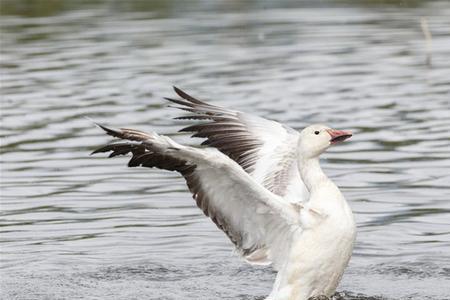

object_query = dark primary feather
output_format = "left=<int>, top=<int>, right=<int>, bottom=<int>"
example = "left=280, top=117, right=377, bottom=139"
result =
left=94, top=123, right=152, bottom=142
left=166, top=86, right=263, bottom=173
left=91, top=142, right=144, bottom=158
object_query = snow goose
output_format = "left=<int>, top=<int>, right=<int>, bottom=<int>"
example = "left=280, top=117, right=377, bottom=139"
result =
left=92, top=87, right=356, bottom=300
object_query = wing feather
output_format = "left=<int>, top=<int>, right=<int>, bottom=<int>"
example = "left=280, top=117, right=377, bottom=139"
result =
left=168, top=87, right=307, bottom=203
left=92, top=125, right=300, bottom=269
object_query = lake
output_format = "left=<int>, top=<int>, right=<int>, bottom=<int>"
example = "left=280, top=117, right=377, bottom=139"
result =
left=1, top=0, right=449, bottom=299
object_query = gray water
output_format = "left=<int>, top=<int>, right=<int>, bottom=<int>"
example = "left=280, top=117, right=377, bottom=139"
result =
left=1, top=1, right=450, bottom=299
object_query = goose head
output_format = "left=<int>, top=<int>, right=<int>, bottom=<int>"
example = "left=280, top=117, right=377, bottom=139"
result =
left=298, top=124, right=352, bottom=159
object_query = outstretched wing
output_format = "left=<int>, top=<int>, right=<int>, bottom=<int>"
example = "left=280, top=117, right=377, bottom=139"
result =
left=166, top=87, right=307, bottom=204
left=92, top=124, right=301, bottom=269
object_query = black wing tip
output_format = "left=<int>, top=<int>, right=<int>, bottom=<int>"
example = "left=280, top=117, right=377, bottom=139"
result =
left=90, top=122, right=122, bottom=155
left=173, top=86, right=186, bottom=99
left=90, top=145, right=109, bottom=156
left=90, top=143, right=115, bottom=155
left=172, top=85, right=181, bottom=93
left=94, top=122, right=124, bottom=138
left=164, top=97, right=194, bottom=108
left=173, top=86, right=188, bottom=98
left=172, top=86, right=205, bottom=105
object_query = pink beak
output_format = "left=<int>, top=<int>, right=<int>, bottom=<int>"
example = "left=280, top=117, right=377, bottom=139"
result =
left=326, top=129, right=353, bottom=144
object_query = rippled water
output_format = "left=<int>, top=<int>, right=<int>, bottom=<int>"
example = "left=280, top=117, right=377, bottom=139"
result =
left=1, top=1, right=450, bottom=299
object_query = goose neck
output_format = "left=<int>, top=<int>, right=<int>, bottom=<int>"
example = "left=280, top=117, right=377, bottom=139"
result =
left=298, top=156, right=329, bottom=192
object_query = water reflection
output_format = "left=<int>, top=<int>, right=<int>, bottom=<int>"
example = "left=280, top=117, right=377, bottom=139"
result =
left=1, top=0, right=450, bottom=299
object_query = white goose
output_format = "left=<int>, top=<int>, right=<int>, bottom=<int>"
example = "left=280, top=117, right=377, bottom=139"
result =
left=92, top=87, right=356, bottom=300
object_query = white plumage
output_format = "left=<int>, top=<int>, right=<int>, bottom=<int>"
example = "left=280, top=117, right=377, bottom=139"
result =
left=92, top=87, right=356, bottom=300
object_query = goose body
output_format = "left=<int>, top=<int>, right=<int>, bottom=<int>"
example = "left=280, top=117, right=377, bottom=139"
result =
left=269, top=169, right=355, bottom=299
left=92, top=87, right=356, bottom=300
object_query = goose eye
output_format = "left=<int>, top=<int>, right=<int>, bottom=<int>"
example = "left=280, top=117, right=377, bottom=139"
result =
left=314, top=131, right=320, bottom=135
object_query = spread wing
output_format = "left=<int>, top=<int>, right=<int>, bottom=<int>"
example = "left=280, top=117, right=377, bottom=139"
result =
left=166, top=87, right=307, bottom=204
left=92, top=124, right=301, bottom=269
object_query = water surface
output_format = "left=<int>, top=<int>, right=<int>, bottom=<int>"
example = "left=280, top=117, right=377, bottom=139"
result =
left=1, top=1, right=450, bottom=299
